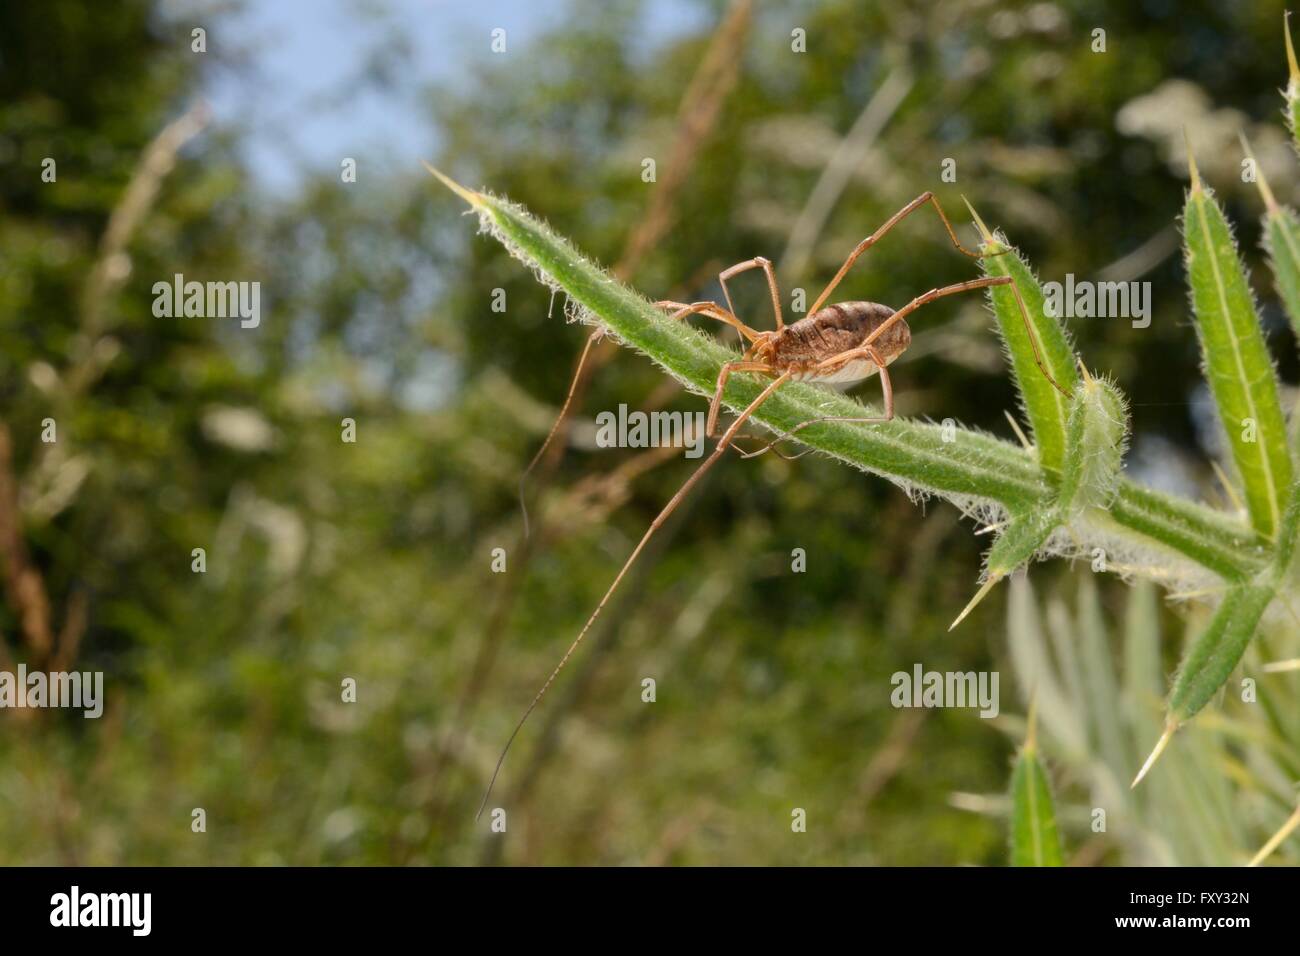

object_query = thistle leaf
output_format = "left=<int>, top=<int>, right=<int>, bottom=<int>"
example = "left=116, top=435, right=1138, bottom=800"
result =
left=1009, top=710, right=1065, bottom=867
left=1166, top=582, right=1275, bottom=724
left=986, top=510, right=1059, bottom=580
left=1261, top=198, right=1300, bottom=341
left=981, top=375, right=1128, bottom=582
left=1241, top=131, right=1300, bottom=350
left=1182, top=160, right=1292, bottom=540
left=1140, top=479, right=1300, bottom=785
left=972, top=221, right=1081, bottom=477
left=1285, top=12, right=1300, bottom=159
left=1056, top=374, right=1129, bottom=517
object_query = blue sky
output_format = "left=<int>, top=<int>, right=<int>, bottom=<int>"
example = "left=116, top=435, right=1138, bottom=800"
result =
left=203, top=0, right=708, bottom=191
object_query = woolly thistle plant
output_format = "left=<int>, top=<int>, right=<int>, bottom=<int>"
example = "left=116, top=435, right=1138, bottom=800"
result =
left=430, top=17, right=1300, bottom=851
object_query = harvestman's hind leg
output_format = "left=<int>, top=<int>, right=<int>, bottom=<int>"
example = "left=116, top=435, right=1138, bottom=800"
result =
left=518, top=329, right=605, bottom=537
left=718, top=257, right=784, bottom=330
left=478, top=369, right=795, bottom=819
left=807, top=192, right=1001, bottom=316
left=741, top=275, right=1070, bottom=458
left=708, top=360, right=777, bottom=437
left=520, top=301, right=760, bottom=535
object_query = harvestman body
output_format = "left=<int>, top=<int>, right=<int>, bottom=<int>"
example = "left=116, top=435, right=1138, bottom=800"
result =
left=483, top=192, right=1069, bottom=816
left=774, top=301, right=911, bottom=384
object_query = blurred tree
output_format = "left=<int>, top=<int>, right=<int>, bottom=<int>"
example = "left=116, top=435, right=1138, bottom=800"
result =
left=0, top=0, right=1295, bottom=866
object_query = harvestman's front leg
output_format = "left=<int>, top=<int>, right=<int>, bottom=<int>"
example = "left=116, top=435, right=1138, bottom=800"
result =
left=807, top=192, right=1000, bottom=316
left=859, top=276, right=1070, bottom=396
left=655, top=300, right=762, bottom=344
left=709, top=360, right=777, bottom=437
left=718, top=257, right=784, bottom=330
left=477, top=369, right=795, bottom=818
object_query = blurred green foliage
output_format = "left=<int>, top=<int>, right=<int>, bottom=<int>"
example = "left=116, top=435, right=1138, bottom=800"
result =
left=1, top=0, right=1297, bottom=865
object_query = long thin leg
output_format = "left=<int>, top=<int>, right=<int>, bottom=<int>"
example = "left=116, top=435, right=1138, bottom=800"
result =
left=660, top=309, right=772, bottom=438
left=520, top=298, right=762, bottom=535
left=709, top=360, right=774, bottom=436
left=860, top=275, right=1069, bottom=396
left=477, top=369, right=794, bottom=819
left=518, top=329, right=604, bottom=538
left=718, top=257, right=784, bottom=330
left=655, top=300, right=761, bottom=343
left=808, top=192, right=999, bottom=316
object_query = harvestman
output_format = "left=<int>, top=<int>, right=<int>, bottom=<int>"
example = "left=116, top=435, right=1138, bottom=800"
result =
left=482, top=192, right=1070, bottom=817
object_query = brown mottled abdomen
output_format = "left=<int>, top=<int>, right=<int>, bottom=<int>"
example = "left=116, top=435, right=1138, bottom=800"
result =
left=770, top=301, right=909, bottom=382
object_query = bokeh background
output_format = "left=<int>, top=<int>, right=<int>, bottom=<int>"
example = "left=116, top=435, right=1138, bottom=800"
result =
left=1, top=0, right=1298, bottom=865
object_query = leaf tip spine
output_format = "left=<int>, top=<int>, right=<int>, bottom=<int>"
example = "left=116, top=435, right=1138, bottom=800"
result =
left=422, top=161, right=486, bottom=209
left=1184, top=128, right=1203, bottom=194
left=1239, top=131, right=1281, bottom=214
left=950, top=573, right=1003, bottom=631
left=1131, top=719, right=1178, bottom=789
left=1287, top=10, right=1300, bottom=88
left=961, top=194, right=997, bottom=249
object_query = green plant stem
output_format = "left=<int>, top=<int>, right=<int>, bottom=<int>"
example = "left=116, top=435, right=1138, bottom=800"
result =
left=432, top=171, right=1267, bottom=584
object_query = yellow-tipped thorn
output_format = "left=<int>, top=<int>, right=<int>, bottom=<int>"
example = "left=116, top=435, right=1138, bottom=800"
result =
left=1003, top=410, right=1033, bottom=452
left=961, top=194, right=996, bottom=246
left=1209, top=458, right=1247, bottom=516
left=421, top=161, right=486, bottom=208
left=1076, top=357, right=1094, bottom=387
left=1238, top=132, right=1280, bottom=214
left=1184, top=127, right=1202, bottom=193
left=1287, top=11, right=1300, bottom=87
left=1131, top=720, right=1178, bottom=789
left=1249, top=803, right=1300, bottom=867
left=949, top=574, right=1003, bottom=631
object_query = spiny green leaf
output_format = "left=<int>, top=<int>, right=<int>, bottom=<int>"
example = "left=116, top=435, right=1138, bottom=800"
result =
left=973, top=225, right=1080, bottom=477
left=1169, top=478, right=1300, bottom=724
left=1137, top=478, right=1300, bottom=787
left=986, top=509, right=1059, bottom=579
left=1262, top=203, right=1300, bottom=340
left=1170, top=479, right=1300, bottom=723
left=1009, top=714, right=1065, bottom=867
left=1286, top=12, right=1300, bottom=160
left=982, top=375, right=1128, bottom=581
left=1057, top=374, right=1128, bottom=517
left=1167, top=582, right=1274, bottom=723
left=1242, top=132, right=1300, bottom=353
left=1182, top=162, right=1292, bottom=540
